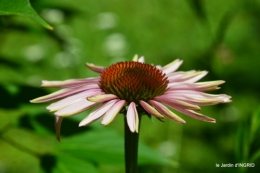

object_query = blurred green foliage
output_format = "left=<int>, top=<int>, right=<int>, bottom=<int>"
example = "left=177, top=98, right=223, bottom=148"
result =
left=0, top=0, right=260, bottom=172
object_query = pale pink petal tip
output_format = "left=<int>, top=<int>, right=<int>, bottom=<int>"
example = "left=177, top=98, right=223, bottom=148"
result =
left=55, top=116, right=63, bottom=142
left=79, top=99, right=118, bottom=127
left=86, top=63, right=105, bottom=73
left=139, top=100, right=164, bottom=119
left=138, top=56, right=145, bottom=63
left=88, top=94, right=118, bottom=103
left=149, top=100, right=186, bottom=124
left=101, top=100, right=126, bottom=125
left=41, top=78, right=99, bottom=88
left=162, top=59, right=183, bottom=74
left=54, top=99, right=97, bottom=117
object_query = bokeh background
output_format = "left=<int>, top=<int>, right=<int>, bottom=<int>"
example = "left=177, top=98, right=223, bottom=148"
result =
left=1, top=0, right=260, bottom=172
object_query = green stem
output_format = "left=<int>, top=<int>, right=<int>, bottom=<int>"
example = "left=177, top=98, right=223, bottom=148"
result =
left=124, top=115, right=141, bottom=173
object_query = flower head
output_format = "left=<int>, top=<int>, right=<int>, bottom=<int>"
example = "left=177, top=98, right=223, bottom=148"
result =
left=31, top=55, right=231, bottom=141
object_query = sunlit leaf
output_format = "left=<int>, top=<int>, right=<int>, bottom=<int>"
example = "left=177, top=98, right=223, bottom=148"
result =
left=0, top=109, right=25, bottom=130
left=1, top=127, right=56, bottom=155
left=56, top=127, right=173, bottom=166
left=53, top=155, right=100, bottom=173
left=250, top=107, right=260, bottom=143
left=235, top=122, right=249, bottom=162
left=0, top=0, right=53, bottom=29
left=250, top=149, right=260, bottom=163
left=0, top=139, right=41, bottom=173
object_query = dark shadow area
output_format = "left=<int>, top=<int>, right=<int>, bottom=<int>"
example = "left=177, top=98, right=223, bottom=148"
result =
left=17, top=112, right=92, bottom=137
left=18, top=115, right=35, bottom=130
left=40, top=154, right=57, bottom=173
left=0, top=55, right=22, bottom=69
left=187, top=0, right=207, bottom=22
left=0, top=84, right=48, bottom=109
left=35, top=113, right=92, bottom=137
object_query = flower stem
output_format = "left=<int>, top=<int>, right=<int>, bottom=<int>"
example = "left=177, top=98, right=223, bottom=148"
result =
left=124, top=115, right=141, bottom=173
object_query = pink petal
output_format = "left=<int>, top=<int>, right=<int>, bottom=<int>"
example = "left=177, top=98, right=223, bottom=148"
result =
left=41, top=77, right=99, bottom=88
left=30, top=84, right=100, bottom=103
left=162, top=59, right=183, bottom=74
left=148, top=100, right=186, bottom=124
left=138, top=56, right=145, bottom=63
left=154, top=96, right=201, bottom=111
left=47, top=89, right=103, bottom=112
left=86, top=63, right=105, bottom=73
left=163, top=90, right=232, bottom=105
left=173, top=107, right=216, bottom=123
left=54, top=99, right=97, bottom=117
left=126, top=102, right=139, bottom=133
left=167, top=80, right=225, bottom=91
left=167, top=71, right=208, bottom=83
left=139, top=100, right=164, bottom=119
left=55, top=116, right=63, bottom=142
left=88, top=94, right=118, bottom=103
left=101, top=100, right=126, bottom=125
left=79, top=99, right=119, bottom=126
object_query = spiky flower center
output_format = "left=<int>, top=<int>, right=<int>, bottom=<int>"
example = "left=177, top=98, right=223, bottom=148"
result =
left=100, top=61, right=169, bottom=103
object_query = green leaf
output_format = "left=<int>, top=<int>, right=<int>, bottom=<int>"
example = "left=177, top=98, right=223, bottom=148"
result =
left=0, top=139, right=41, bottom=173
left=0, top=0, right=53, bottom=30
left=0, top=109, right=25, bottom=131
left=53, top=155, right=100, bottom=173
left=250, top=107, right=260, bottom=143
left=1, top=127, right=56, bottom=155
left=56, top=127, right=174, bottom=166
left=250, top=149, right=260, bottom=163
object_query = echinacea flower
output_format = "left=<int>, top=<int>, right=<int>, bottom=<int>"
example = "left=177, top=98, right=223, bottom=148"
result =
left=31, top=55, right=231, bottom=141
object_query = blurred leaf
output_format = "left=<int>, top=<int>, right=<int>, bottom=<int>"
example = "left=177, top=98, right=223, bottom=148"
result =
left=138, top=142, right=178, bottom=167
left=0, top=138, right=41, bottom=173
left=235, top=121, right=249, bottom=162
left=251, top=149, right=260, bottom=163
left=250, top=107, right=260, bottom=143
left=53, top=155, right=100, bottom=173
left=0, top=0, right=53, bottom=29
left=0, top=109, right=25, bottom=131
left=56, top=127, right=173, bottom=166
left=188, top=0, right=207, bottom=21
left=1, top=127, right=56, bottom=155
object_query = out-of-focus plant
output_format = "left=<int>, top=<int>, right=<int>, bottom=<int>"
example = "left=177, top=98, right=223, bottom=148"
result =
left=0, top=0, right=52, bottom=29
left=236, top=107, right=260, bottom=173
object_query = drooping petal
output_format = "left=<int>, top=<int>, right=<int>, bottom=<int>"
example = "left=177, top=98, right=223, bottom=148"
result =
left=154, top=96, right=201, bottom=111
left=86, top=63, right=105, bottom=73
left=139, top=100, right=164, bottom=119
left=162, top=59, right=183, bottom=74
left=55, top=116, right=63, bottom=142
left=54, top=99, right=97, bottom=117
left=168, top=80, right=225, bottom=91
left=41, top=77, right=99, bottom=88
left=101, top=100, right=126, bottom=125
left=126, top=102, right=139, bottom=133
left=30, top=84, right=100, bottom=103
left=79, top=99, right=118, bottom=126
left=148, top=100, right=186, bottom=124
left=88, top=94, right=118, bottom=103
left=173, top=107, right=216, bottom=123
left=47, top=89, right=103, bottom=112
